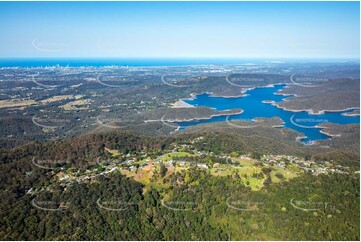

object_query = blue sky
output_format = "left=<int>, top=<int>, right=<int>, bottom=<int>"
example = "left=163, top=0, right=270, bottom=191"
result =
left=0, top=1, right=359, bottom=59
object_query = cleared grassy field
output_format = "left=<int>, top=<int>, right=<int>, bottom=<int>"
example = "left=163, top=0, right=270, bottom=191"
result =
left=104, top=147, right=121, bottom=157
left=270, top=167, right=298, bottom=183
left=162, top=151, right=199, bottom=160
left=0, top=98, right=36, bottom=108
left=123, top=153, right=299, bottom=192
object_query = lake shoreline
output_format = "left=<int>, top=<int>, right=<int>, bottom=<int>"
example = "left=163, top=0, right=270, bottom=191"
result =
left=175, top=83, right=359, bottom=142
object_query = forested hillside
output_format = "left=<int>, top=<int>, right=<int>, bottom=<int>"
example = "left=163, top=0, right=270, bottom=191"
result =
left=0, top=131, right=359, bottom=240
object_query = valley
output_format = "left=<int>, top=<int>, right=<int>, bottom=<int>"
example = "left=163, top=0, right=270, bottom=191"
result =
left=0, top=60, right=359, bottom=240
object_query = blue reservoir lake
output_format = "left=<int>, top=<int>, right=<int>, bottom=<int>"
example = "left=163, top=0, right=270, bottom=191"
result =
left=178, top=85, right=360, bottom=142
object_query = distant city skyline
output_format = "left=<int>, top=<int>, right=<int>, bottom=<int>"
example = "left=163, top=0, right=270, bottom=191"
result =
left=0, top=1, right=359, bottom=59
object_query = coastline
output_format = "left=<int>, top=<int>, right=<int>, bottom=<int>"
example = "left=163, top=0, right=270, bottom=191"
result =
left=160, top=109, right=243, bottom=123
left=181, top=83, right=288, bottom=101
left=318, top=129, right=341, bottom=138
left=272, top=102, right=360, bottom=115
left=175, top=83, right=361, bottom=119
left=145, top=109, right=243, bottom=124
left=341, top=109, right=360, bottom=117
left=315, top=124, right=342, bottom=138
left=165, top=83, right=359, bottom=138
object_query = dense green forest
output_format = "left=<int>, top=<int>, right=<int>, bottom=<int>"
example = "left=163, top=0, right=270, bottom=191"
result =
left=0, top=132, right=359, bottom=240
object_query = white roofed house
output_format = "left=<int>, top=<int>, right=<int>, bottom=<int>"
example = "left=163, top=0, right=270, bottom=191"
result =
left=197, top=163, right=208, bottom=169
